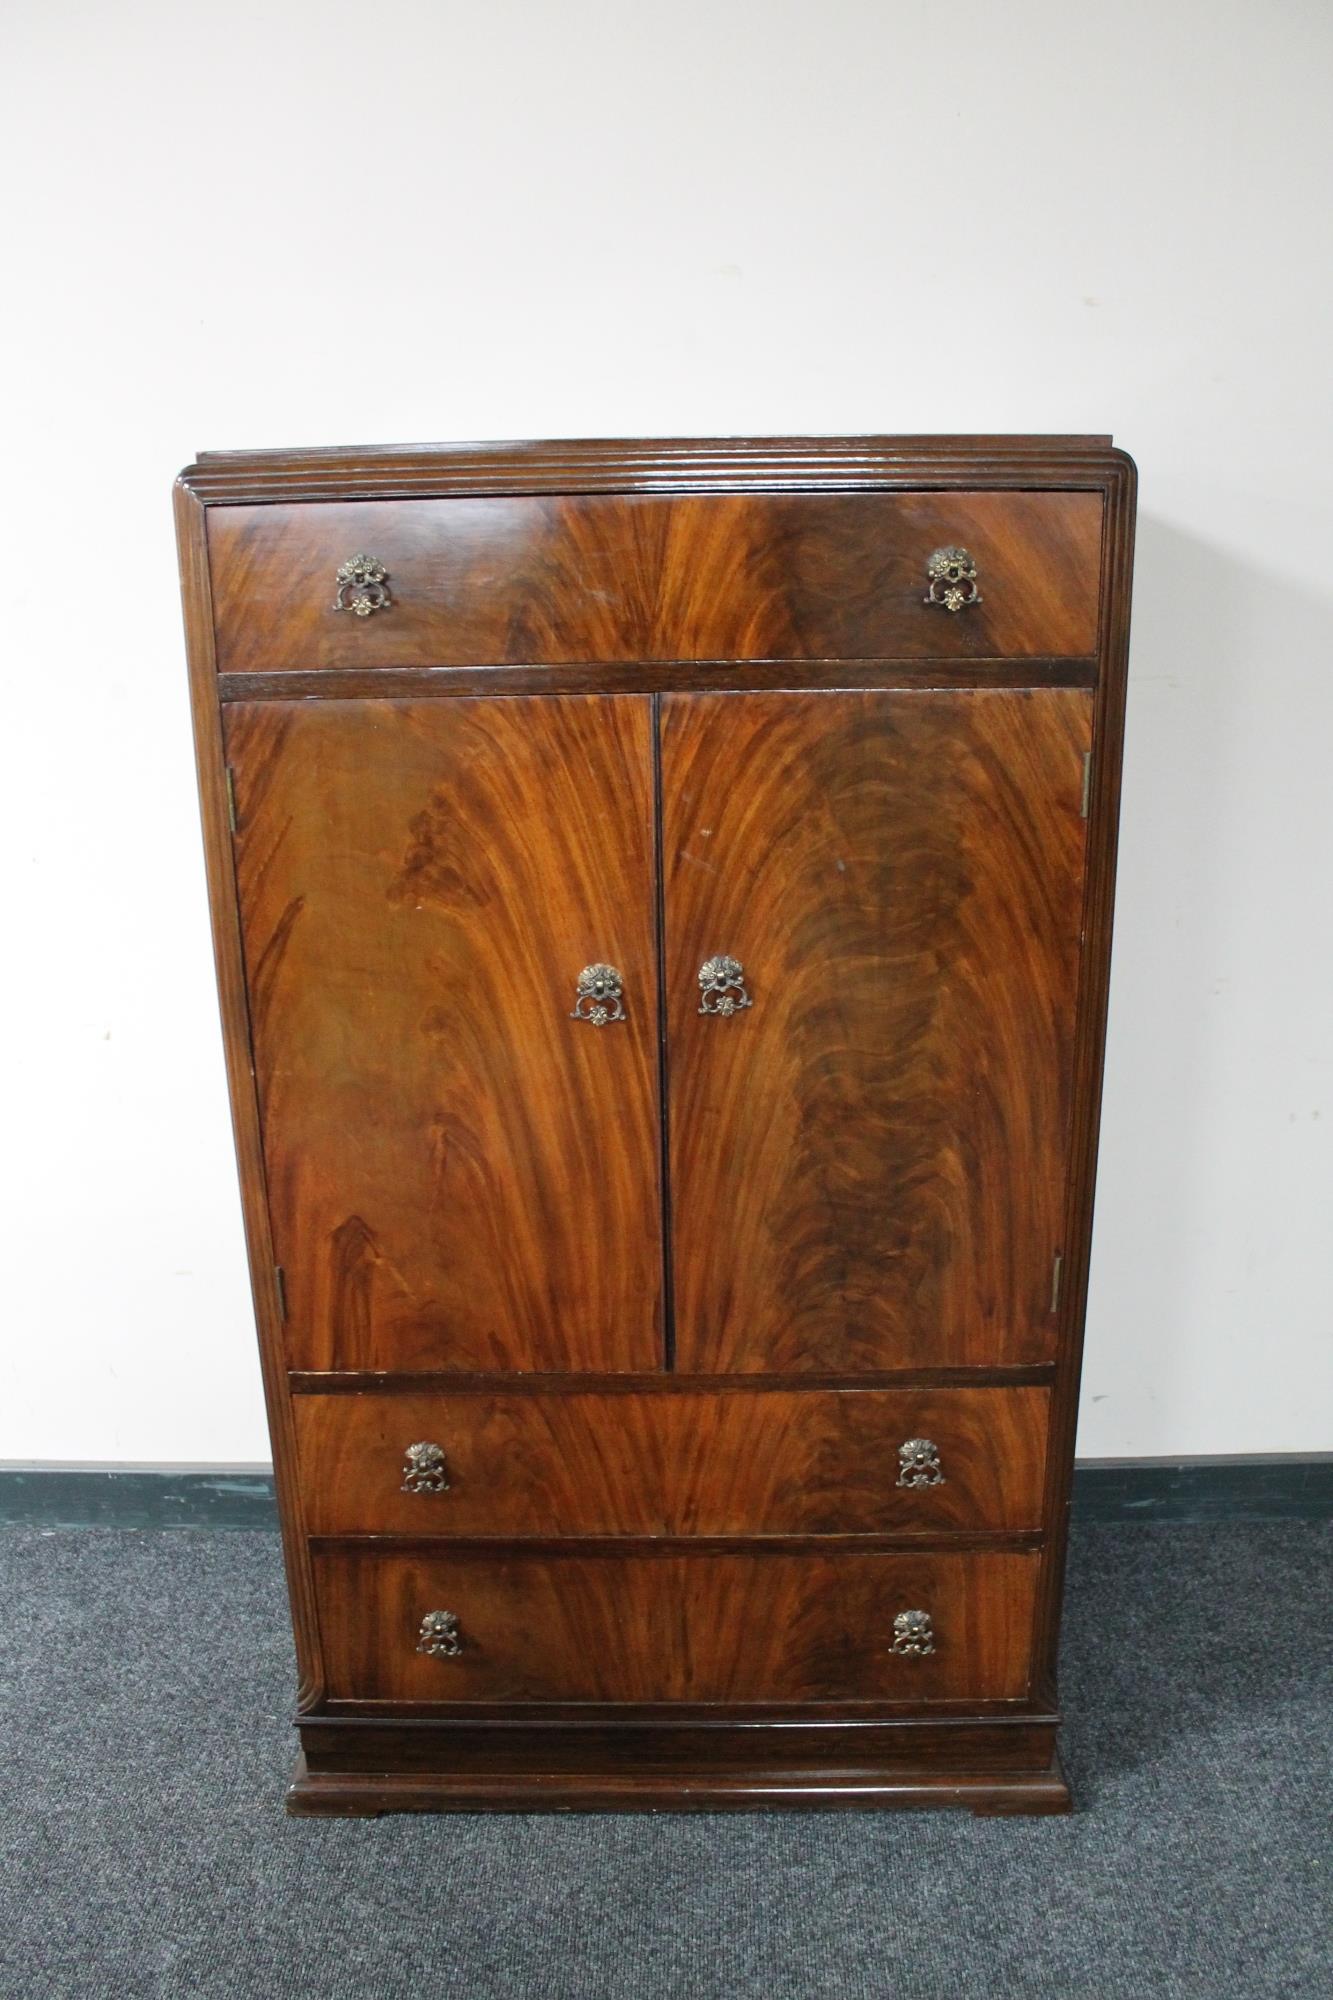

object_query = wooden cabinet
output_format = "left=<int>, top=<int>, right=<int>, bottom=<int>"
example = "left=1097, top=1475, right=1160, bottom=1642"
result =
left=176, top=435, right=1136, bottom=1815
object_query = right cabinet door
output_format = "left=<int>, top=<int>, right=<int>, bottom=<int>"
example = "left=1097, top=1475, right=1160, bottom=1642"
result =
left=661, top=689, right=1093, bottom=1374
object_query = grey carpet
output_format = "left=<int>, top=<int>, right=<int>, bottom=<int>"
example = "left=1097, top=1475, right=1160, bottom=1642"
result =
left=1, top=1523, right=1328, bottom=2000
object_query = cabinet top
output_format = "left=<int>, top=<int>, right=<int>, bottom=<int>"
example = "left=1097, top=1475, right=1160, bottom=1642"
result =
left=177, top=435, right=1133, bottom=506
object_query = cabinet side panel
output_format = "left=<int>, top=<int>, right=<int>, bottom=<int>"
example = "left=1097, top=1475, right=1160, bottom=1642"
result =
left=1031, top=453, right=1137, bottom=1697
left=173, top=484, right=325, bottom=1708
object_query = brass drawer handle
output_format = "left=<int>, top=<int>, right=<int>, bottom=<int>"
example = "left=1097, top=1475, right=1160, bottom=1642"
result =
left=401, top=1441, right=450, bottom=1494
left=332, top=553, right=391, bottom=616
left=570, top=963, right=626, bottom=1026
left=924, top=546, right=980, bottom=613
left=895, top=1438, right=945, bottom=1489
left=891, top=1609, right=936, bottom=1657
left=416, top=1610, right=463, bottom=1657
left=698, top=954, right=752, bottom=1018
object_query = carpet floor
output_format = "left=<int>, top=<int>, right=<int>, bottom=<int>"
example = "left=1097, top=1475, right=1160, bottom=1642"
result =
left=0, top=1521, right=1328, bottom=1999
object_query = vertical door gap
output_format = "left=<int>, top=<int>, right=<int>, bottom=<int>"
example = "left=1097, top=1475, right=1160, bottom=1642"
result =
left=651, top=693, right=676, bottom=1371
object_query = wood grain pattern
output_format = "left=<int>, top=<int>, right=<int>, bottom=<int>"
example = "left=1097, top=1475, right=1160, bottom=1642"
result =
left=286, top=1763, right=1070, bottom=1815
left=293, top=1385, right=1051, bottom=1536
left=312, top=1546, right=1040, bottom=1703
left=288, top=1710, right=1069, bottom=1812
left=287, top=1735, right=1068, bottom=1815
left=174, top=484, right=327, bottom=1711
left=184, top=433, right=1119, bottom=504
left=298, top=1709, right=1061, bottom=1770
left=1030, top=444, right=1138, bottom=1704
left=663, top=688, right=1092, bottom=1373
left=207, top=492, right=1103, bottom=672
left=290, top=1367, right=1055, bottom=1391
left=176, top=435, right=1137, bottom=1814
left=224, top=696, right=662, bottom=1372
left=217, top=659, right=1099, bottom=705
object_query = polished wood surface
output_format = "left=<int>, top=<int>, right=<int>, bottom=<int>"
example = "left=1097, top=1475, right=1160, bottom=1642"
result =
left=1031, top=445, right=1138, bottom=1706
left=184, top=433, right=1118, bottom=503
left=208, top=491, right=1102, bottom=673
left=313, top=1546, right=1040, bottom=1703
left=224, top=695, right=662, bottom=1372
left=174, top=484, right=325, bottom=1712
left=663, top=688, right=1092, bottom=1373
left=287, top=1760, right=1069, bottom=1815
left=288, top=1740, right=1069, bottom=1815
left=293, top=1385, right=1051, bottom=1536
left=176, top=435, right=1137, bottom=1813
left=297, top=1709, right=1060, bottom=1769
left=289, top=1710, right=1069, bottom=1812
left=291, top=1367, right=1054, bottom=1390
left=217, top=658, right=1098, bottom=706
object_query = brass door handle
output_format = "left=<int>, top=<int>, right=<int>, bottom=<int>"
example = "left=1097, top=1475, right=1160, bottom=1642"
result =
left=570, top=964, right=626, bottom=1026
left=891, top=1610, right=936, bottom=1656
left=401, top=1442, right=450, bottom=1494
left=895, top=1438, right=945, bottom=1488
left=924, top=547, right=980, bottom=612
left=416, top=1611, right=463, bottom=1657
left=698, top=955, right=752, bottom=1017
left=332, top=553, right=391, bottom=615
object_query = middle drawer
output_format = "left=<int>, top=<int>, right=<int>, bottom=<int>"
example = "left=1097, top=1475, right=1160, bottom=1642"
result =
left=292, top=1385, right=1050, bottom=1536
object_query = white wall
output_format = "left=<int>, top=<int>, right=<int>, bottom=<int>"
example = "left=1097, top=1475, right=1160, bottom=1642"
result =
left=4, top=0, right=1330, bottom=1464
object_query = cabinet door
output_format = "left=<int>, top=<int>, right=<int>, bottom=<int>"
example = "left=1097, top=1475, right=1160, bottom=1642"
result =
left=661, top=689, right=1091, bottom=1373
left=225, top=696, right=663, bottom=1372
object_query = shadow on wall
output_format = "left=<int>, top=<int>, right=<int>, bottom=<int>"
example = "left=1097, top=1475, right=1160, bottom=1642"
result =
left=1081, top=512, right=1332, bottom=1455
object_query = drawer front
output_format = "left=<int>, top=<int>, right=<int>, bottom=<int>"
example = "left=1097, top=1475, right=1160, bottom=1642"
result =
left=208, top=491, right=1102, bottom=672
left=293, top=1386, right=1051, bottom=1537
left=314, top=1547, right=1039, bottom=1703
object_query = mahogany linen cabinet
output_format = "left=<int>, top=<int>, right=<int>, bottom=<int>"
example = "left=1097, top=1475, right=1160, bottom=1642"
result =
left=175, top=436, right=1136, bottom=1814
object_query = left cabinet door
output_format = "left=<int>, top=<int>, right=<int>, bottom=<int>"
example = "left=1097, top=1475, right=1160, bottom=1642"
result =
left=223, top=696, right=664, bottom=1373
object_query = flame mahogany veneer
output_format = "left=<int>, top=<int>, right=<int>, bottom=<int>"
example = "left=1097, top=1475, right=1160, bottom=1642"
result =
left=176, top=435, right=1136, bottom=1815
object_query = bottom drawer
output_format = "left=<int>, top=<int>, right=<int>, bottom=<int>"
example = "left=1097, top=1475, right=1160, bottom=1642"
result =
left=313, top=1547, right=1039, bottom=1704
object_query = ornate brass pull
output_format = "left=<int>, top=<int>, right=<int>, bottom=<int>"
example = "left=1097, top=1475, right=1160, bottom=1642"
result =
left=895, top=1438, right=945, bottom=1489
left=401, top=1442, right=450, bottom=1494
left=891, top=1609, right=936, bottom=1657
left=570, top=963, right=626, bottom=1026
left=416, top=1610, right=463, bottom=1657
left=332, top=553, right=391, bottom=616
left=924, top=547, right=980, bottom=613
left=698, top=954, right=752, bottom=1017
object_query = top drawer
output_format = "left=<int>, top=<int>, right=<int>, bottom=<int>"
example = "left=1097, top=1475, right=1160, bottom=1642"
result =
left=207, top=491, right=1103, bottom=672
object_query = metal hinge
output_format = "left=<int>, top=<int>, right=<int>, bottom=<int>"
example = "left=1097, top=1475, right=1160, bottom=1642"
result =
left=274, top=1266, right=288, bottom=1320
left=1080, top=752, right=1092, bottom=819
left=1050, top=1251, right=1064, bottom=1313
left=225, top=767, right=238, bottom=834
